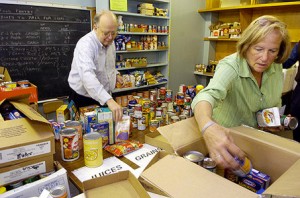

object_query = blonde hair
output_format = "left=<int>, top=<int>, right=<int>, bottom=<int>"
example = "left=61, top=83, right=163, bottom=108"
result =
left=94, top=10, right=117, bottom=27
left=237, top=15, right=291, bottom=63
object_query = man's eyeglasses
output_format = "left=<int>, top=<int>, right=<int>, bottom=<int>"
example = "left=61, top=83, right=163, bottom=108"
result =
left=100, top=30, right=117, bottom=37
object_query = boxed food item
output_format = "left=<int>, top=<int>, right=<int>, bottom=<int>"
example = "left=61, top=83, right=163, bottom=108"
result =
left=56, top=104, right=70, bottom=124
left=1, top=161, right=70, bottom=198
left=0, top=155, right=54, bottom=186
left=0, top=96, right=55, bottom=168
left=140, top=118, right=300, bottom=197
left=82, top=170, right=150, bottom=198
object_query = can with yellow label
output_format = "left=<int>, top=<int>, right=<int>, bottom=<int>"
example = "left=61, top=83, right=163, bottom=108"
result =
left=83, top=132, right=103, bottom=167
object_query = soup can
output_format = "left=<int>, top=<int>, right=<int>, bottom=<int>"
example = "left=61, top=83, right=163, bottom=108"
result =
left=64, top=121, right=83, bottom=150
left=60, top=128, right=79, bottom=161
left=202, top=157, right=217, bottom=173
left=50, top=185, right=67, bottom=198
left=149, top=119, right=159, bottom=132
left=138, top=116, right=146, bottom=131
left=83, top=132, right=103, bottom=167
left=183, top=151, right=204, bottom=166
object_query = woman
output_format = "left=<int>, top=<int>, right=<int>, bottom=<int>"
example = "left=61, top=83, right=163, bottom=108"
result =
left=191, top=15, right=291, bottom=170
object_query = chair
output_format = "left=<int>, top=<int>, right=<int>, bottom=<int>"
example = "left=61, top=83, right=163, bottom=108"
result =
left=42, top=99, right=64, bottom=120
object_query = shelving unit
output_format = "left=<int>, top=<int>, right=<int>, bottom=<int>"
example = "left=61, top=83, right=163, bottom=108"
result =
left=96, top=0, right=170, bottom=95
left=199, top=0, right=300, bottom=62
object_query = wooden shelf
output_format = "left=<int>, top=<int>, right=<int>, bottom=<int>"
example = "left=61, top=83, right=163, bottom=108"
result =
left=204, top=37, right=239, bottom=42
left=198, top=2, right=300, bottom=13
left=194, top=71, right=214, bottom=77
left=112, top=82, right=167, bottom=93
left=117, top=62, right=168, bottom=71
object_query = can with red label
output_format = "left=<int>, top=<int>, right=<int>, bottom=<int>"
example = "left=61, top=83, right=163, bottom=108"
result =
left=176, top=92, right=185, bottom=106
left=60, top=128, right=79, bottom=161
left=64, top=121, right=83, bottom=150
left=165, top=89, right=173, bottom=102
left=159, top=87, right=166, bottom=100
left=150, top=90, right=157, bottom=102
left=179, top=84, right=187, bottom=95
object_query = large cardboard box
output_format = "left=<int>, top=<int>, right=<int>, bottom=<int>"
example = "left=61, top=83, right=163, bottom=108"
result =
left=141, top=118, right=300, bottom=197
left=0, top=66, right=12, bottom=82
left=82, top=170, right=150, bottom=198
left=145, top=131, right=174, bottom=154
left=0, top=154, right=54, bottom=186
left=0, top=97, right=55, bottom=168
left=0, top=161, right=71, bottom=198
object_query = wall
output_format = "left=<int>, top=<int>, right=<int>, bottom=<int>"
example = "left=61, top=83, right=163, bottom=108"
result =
left=1, top=0, right=95, bottom=8
left=169, top=0, right=205, bottom=92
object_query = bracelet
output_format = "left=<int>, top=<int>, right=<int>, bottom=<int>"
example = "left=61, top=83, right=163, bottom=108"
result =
left=201, top=121, right=216, bottom=135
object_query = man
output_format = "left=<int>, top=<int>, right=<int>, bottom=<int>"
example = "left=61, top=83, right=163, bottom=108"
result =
left=68, top=10, right=123, bottom=122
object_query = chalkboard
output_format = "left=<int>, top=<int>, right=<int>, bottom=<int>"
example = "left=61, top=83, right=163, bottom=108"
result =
left=0, top=3, right=91, bottom=100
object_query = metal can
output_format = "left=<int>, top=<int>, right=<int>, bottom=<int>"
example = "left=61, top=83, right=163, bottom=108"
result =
left=156, top=107, right=162, bottom=117
left=142, top=98, right=151, bottom=113
left=121, top=95, right=128, bottom=107
left=176, top=92, right=185, bottom=106
left=179, top=84, right=187, bottom=95
left=280, top=115, right=298, bottom=130
left=232, top=156, right=252, bottom=177
left=165, top=89, right=172, bottom=102
left=171, top=115, right=180, bottom=123
left=64, top=121, right=83, bottom=150
left=60, top=128, right=79, bottom=161
left=7, top=180, right=23, bottom=190
left=115, top=96, right=122, bottom=106
left=179, top=114, right=187, bottom=120
left=150, top=90, right=157, bottom=102
left=203, top=157, right=217, bottom=173
left=183, top=151, right=204, bottom=166
left=138, top=116, right=146, bottom=131
left=149, top=119, right=159, bottom=132
left=143, top=90, right=150, bottom=99
left=134, top=104, right=142, bottom=118
left=159, top=87, right=166, bottom=100
left=83, top=132, right=103, bottom=167
left=50, top=185, right=67, bottom=198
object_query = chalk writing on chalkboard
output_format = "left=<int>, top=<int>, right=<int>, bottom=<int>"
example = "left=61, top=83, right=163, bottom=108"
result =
left=0, top=3, right=91, bottom=100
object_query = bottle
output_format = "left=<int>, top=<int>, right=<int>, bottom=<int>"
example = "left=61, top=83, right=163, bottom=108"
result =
left=280, top=115, right=298, bottom=130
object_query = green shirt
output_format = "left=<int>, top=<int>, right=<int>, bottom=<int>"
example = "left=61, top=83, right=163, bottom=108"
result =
left=191, top=53, right=283, bottom=128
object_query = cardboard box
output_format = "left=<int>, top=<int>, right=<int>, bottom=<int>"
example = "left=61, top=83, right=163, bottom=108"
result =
left=0, top=155, right=54, bottom=186
left=0, top=97, right=55, bottom=168
left=0, top=83, right=38, bottom=103
left=145, top=131, right=174, bottom=154
left=82, top=170, right=150, bottom=198
left=0, top=66, right=12, bottom=82
left=141, top=118, right=300, bottom=197
left=1, top=161, right=71, bottom=198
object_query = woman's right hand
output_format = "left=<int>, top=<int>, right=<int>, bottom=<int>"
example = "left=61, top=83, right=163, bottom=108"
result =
left=203, top=123, right=245, bottom=169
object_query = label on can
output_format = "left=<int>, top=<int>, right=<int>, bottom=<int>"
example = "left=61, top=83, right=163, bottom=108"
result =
left=64, top=121, right=83, bottom=150
left=60, top=128, right=79, bottom=162
left=83, top=132, right=103, bottom=167
left=138, top=116, right=146, bottom=131
left=149, top=120, right=159, bottom=132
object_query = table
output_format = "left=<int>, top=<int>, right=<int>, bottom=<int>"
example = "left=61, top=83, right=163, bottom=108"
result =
left=54, top=128, right=151, bottom=192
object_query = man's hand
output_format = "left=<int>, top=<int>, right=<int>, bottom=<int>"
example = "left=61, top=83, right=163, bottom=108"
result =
left=106, top=98, right=123, bottom=122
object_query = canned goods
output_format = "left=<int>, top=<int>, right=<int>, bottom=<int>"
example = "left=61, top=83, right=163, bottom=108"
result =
left=203, top=157, right=217, bottom=173
left=131, top=116, right=138, bottom=128
left=83, top=132, right=103, bottom=167
left=143, top=90, right=150, bottom=99
left=50, top=185, right=67, bottom=198
left=156, top=107, right=162, bottom=117
left=142, top=113, right=149, bottom=127
left=134, top=104, right=142, bottom=118
left=60, top=128, right=79, bottom=161
left=149, top=119, right=159, bottom=132
left=64, top=121, right=83, bottom=150
left=280, top=115, right=298, bottom=130
left=121, top=95, right=128, bottom=107
left=232, top=156, right=252, bottom=177
left=159, top=87, right=166, bottom=100
left=7, top=180, right=23, bottom=190
left=149, top=107, right=155, bottom=120
left=150, top=90, right=157, bottom=102
left=171, top=115, right=180, bottom=123
left=179, top=84, right=187, bottom=95
left=179, top=114, right=187, bottom=120
left=142, top=98, right=151, bottom=113
left=176, top=92, right=185, bottom=106
left=138, top=116, right=146, bottom=130
left=165, top=90, right=172, bottom=102
left=115, top=96, right=122, bottom=106
left=183, top=151, right=204, bottom=166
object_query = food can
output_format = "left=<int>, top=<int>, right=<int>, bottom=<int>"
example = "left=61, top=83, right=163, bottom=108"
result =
left=115, top=96, right=122, bottom=106
left=60, top=128, right=79, bottom=161
left=142, top=112, right=149, bottom=126
left=7, top=180, right=23, bottom=190
left=232, top=156, right=252, bottom=177
left=179, top=84, right=187, bottom=95
left=156, top=107, right=162, bottom=117
left=142, top=98, right=151, bottom=113
left=39, top=170, right=56, bottom=179
left=50, top=185, right=67, bottom=198
left=171, top=115, right=180, bottom=123
left=183, top=151, right=204, bottom=166
left=83, top=132, right=103, bottom=167
left=134, top=104, right=142, bottom=118
left=150, top=90, right=157, bottom=102
left=179, top=114, right=187, bottom=120
left=137, top=92, right=144, bottom=98
left=143, top=90, right=150, bottom=99
left=280, top=115, right=298, bottom=130
left=149, top=107, right=155, bottom=120
left=202, top=157, right=217, bottom=173
left=159, top=87, right=166, bottom=100
left=121, top=95, right=128, bottom=107
left=165, top=89, right=173, bottom=102
left=64, top=121, right=83, bottom=150
left=138, top=116, right=146, bottom=131
left=149, top=119, right=159, bottom=132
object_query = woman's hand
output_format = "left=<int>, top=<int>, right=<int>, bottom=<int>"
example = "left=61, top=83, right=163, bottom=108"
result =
left=203, top=123, right=245, bottom=169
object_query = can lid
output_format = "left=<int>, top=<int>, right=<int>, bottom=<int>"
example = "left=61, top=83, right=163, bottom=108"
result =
left=84, top=132, right=102, bottom=140
left=203, top=157, right=216, bottom=169
left=289, top=117, right=298, bottom=130
left=183, top=151, right=204, bottom=163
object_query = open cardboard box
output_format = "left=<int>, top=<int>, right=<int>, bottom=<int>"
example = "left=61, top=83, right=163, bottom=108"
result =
left=145, top=131, right=174, bottom=154
left=82, top=170, right=150, bottom=198
left=0, top=96, right=55, bottom=168
left=140, top=117, right=300, bottom=198
left=1, top=161, right=70, bottom=198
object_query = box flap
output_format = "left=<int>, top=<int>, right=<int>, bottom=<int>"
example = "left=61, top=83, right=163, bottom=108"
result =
left=83, top=171, right=150, bottom=198
left=10, top=101, right=50, bottom=124
left=0, top=66, right=12, bottom=82
left=145, top=132, right=174, bottom=153
left=141, top=155, right=257, bottom=198
left=157, top=117, right=208, bottom=155
left=263, top=159, right=300, bottom=197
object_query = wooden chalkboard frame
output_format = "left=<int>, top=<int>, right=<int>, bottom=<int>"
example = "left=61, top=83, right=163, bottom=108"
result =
left=0, top=3, right=92, bottom=101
